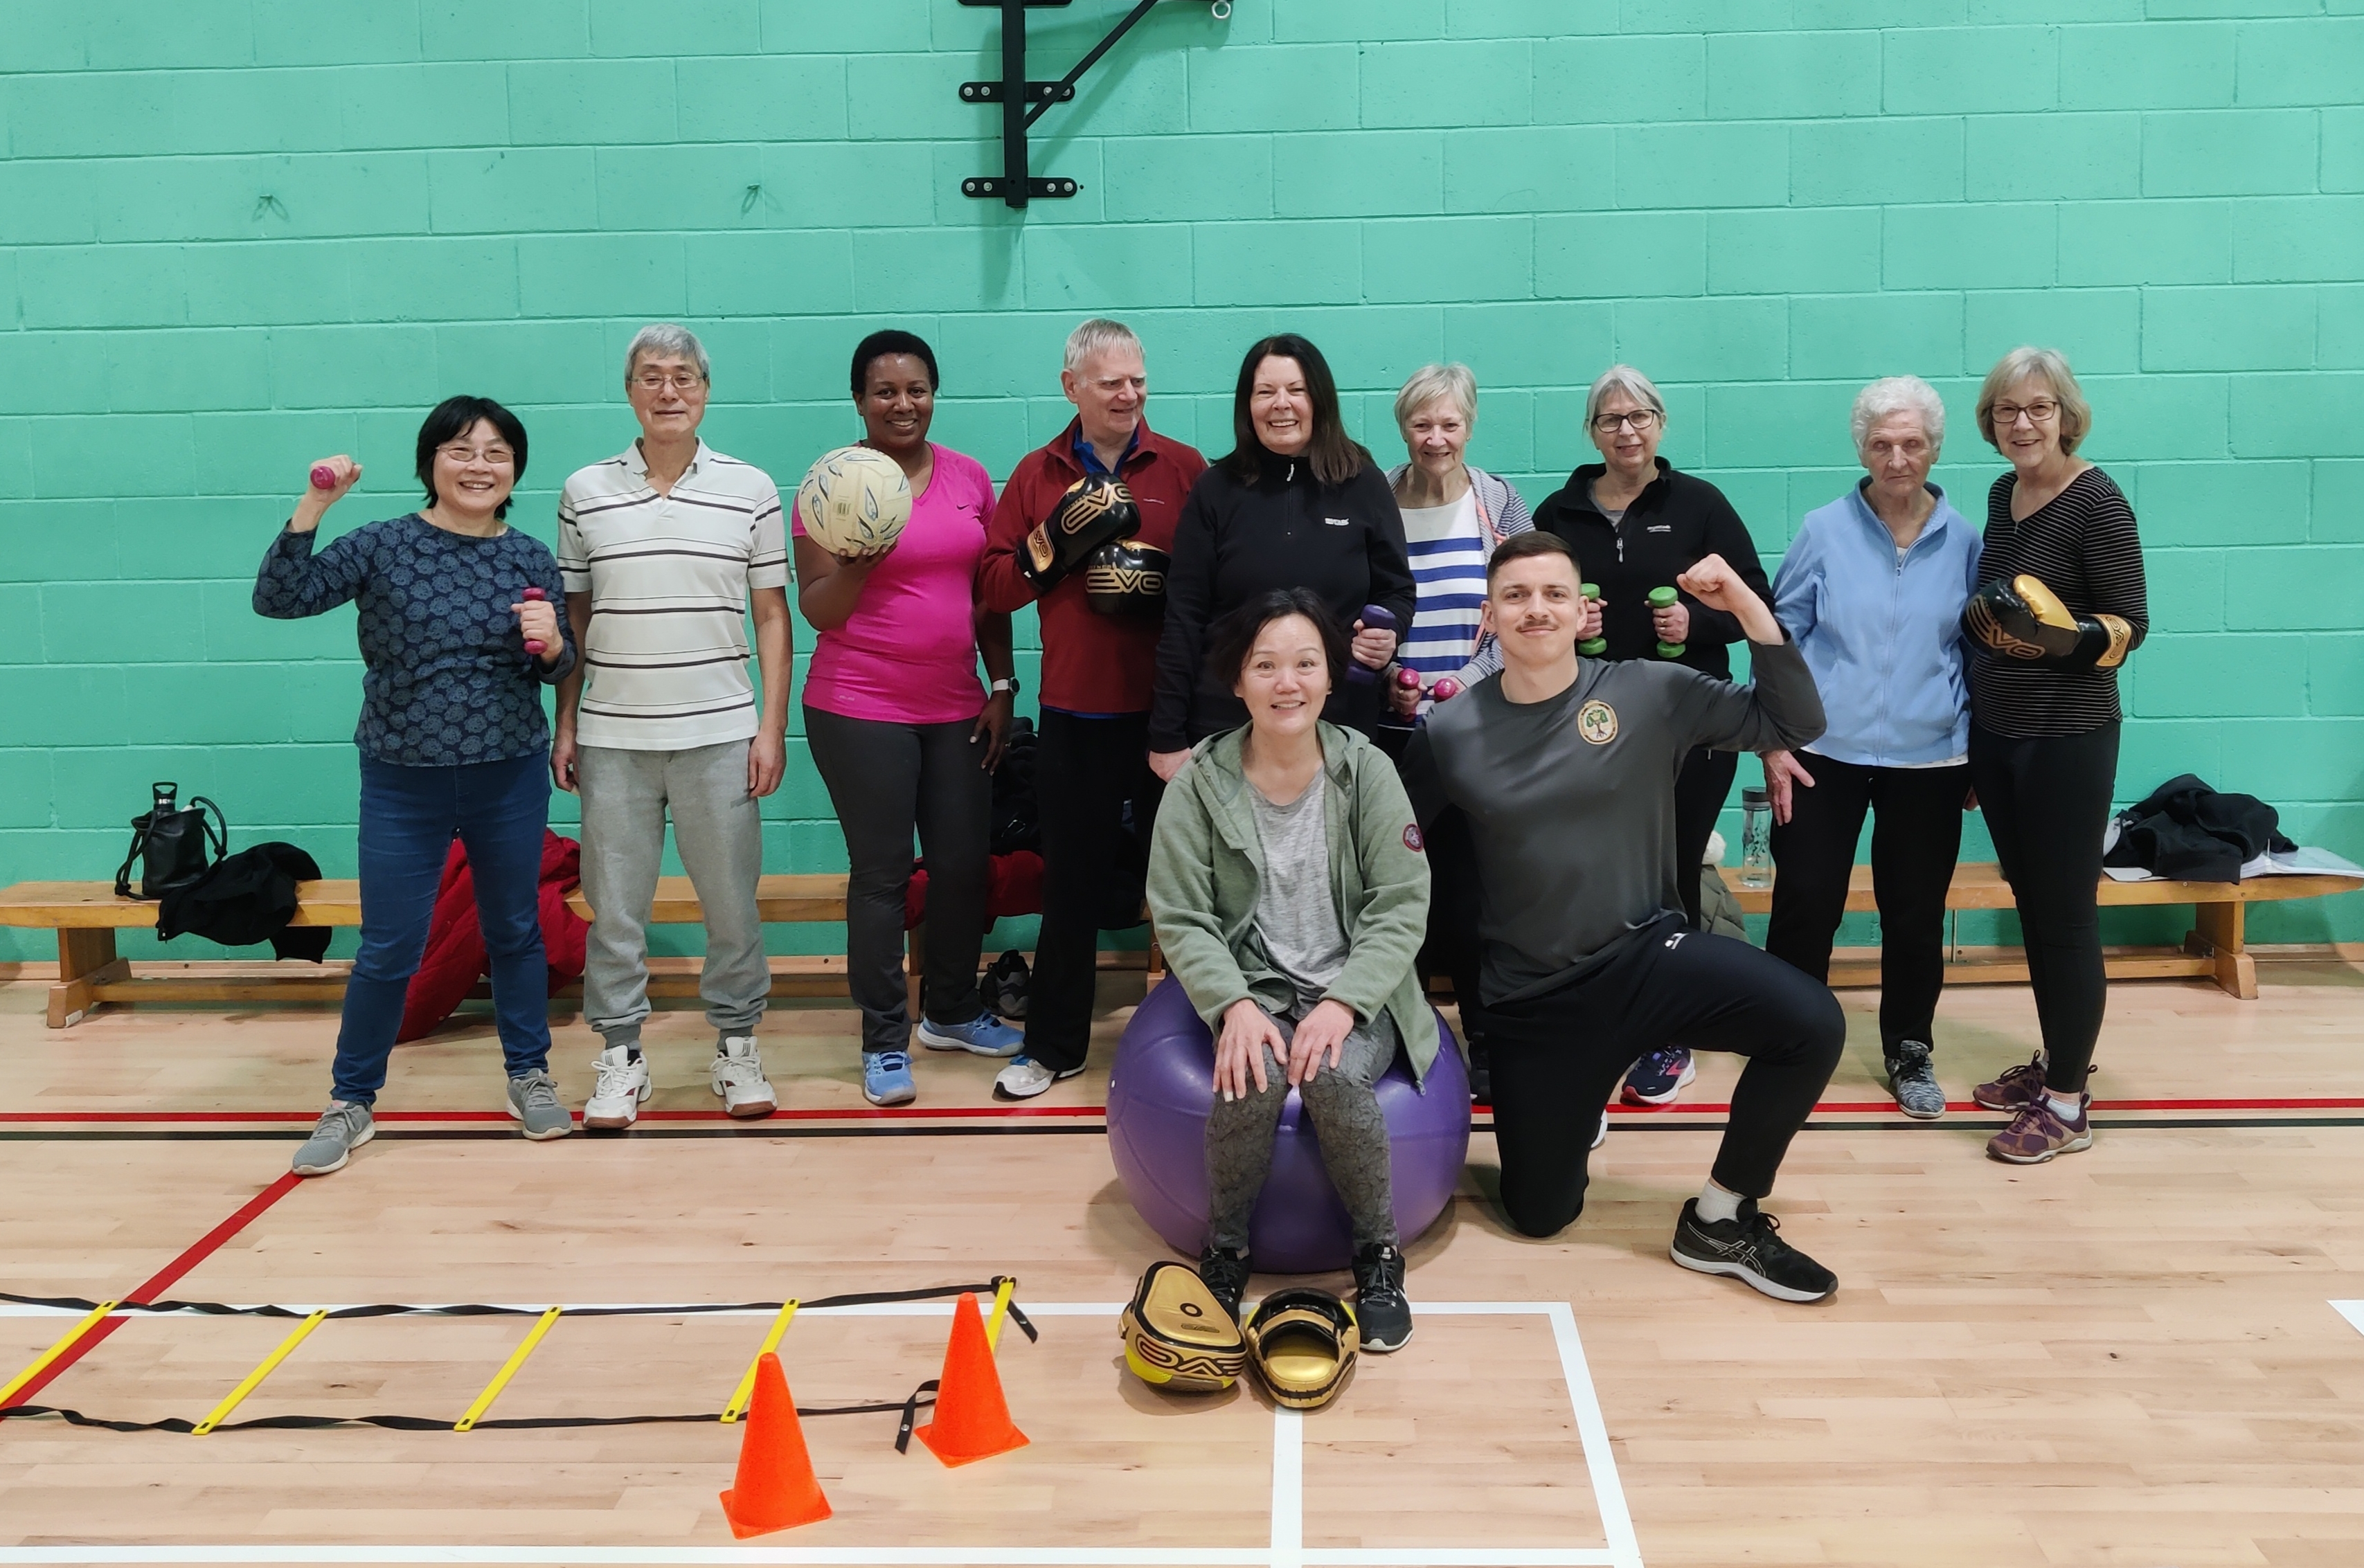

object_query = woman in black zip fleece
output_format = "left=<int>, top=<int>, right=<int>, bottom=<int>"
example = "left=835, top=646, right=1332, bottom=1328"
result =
left=1532, top=363, right=1774, bottom=1108
left=1147, top=334, right=1416, bottom=780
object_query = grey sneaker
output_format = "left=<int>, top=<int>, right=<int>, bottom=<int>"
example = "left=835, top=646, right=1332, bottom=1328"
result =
left=506, top=1068, right=573, bottom=1140
left=1885, top=1040, right=1946, bottom=1120
left=292, top=1100, right=374, bottom=1176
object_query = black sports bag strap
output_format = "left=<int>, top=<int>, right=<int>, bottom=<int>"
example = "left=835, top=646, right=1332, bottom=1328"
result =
left=115, top=814, right=154, bottom=900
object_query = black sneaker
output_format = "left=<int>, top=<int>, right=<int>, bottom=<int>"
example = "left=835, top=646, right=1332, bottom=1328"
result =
left=1350, top=1243, right=1414, bottom=1352
left=1669, top=1198, right=1836, bottom=1304
left=1197, top=1244, right=1251, bottom=1322
left=1884, top=1040, right=1946, bottom=1120
left=1467, top=1039, right=1491, bottom=1106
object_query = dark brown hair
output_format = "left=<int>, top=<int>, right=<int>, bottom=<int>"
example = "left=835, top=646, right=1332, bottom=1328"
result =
left=1486, top=529, right=1579, bottom=584
left=1219, top=334, right=1371, bottom=488
left=1206, top=588, right=1349, bottom=693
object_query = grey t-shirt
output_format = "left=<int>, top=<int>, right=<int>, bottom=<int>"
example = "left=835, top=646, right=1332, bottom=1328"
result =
left=1402, top=640, right=1825, bottom=1004
left=1247, top=779, right=1348, bottom=1009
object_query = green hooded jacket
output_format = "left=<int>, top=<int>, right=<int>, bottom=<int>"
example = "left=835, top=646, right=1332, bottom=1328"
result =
left=1145, top=721, right=1439, bottom=1083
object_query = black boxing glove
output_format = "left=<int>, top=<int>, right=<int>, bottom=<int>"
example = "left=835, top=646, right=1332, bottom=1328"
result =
left=1021, top=474, right=1141, bottom=592
left=1083, top=539, right=1170, bottom=618
left=1962, top=573, right=2133, bottom=671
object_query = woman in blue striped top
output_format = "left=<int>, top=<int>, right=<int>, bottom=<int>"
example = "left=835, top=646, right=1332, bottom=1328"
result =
left=1379, top=363, right=1552, bottom=1101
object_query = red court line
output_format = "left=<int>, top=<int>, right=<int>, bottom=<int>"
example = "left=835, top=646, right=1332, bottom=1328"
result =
left=8, top=1095, right=2364, bottom=1128
left=0, top=1171, right=301, bottom=1420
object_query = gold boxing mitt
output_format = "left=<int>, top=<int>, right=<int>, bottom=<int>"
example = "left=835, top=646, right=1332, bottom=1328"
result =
left=1961, top=574, right=2133, bottom=670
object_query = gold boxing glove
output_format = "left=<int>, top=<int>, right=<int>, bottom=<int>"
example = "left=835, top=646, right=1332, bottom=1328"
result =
left=1961, top=574, right=2132, bottom=670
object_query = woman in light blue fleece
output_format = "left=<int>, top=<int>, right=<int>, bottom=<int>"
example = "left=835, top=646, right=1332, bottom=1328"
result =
left=1760, top=376, right=1982, bottom=1120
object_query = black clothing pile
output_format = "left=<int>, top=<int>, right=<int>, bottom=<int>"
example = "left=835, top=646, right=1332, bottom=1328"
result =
left=2103, top=774, right=2295, bottom=883
left=156, top=842, right=333, bottom=961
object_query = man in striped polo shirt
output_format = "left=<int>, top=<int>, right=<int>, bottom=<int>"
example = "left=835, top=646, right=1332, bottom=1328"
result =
left=553, top=325, right=794, bottom=1128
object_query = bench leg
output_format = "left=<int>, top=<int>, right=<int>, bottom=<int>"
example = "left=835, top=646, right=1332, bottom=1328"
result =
left=50, top=929, right=129, bottom=1028
left=2185, top=901, right=2257, bottom=1001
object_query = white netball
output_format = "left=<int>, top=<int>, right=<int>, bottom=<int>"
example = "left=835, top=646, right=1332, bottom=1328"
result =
left=796, top=445, right=913, bottom=557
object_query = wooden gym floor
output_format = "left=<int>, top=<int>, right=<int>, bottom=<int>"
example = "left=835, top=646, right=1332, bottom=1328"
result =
left=3, top=959, right=2364, bottom=1567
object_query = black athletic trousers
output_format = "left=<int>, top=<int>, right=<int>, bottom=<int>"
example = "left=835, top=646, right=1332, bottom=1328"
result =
left=1673, top=745, right=1739, bottom=929
left=1968, top=721, right=2119, bottom=1094
left=1764, top=750, right=1970, bottom=1053
left=1376, top=725, right=1489, bottom=1054
left=1483, top=917, right=1845, bottom=1237
left=1024, top=709, right=1160, bottom=1075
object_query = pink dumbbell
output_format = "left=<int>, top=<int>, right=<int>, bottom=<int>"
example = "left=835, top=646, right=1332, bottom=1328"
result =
left=521, top=586, right=548, bottom=656
left=310, top=464, right=339, bottom=489
left=1395, top=667, right=1423, bottom=695
left=1430, top=676, right=1462, bottom=703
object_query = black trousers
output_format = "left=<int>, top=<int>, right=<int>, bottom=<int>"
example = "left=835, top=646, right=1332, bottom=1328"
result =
left=1025, top=709, right=1160, bottom=1074
left=1764, top=750, right=1970, bottom=1052
left=1484, top=919, right=1845, bottom=1237
left=1968, top=721, right=2119, bottom=1094
left=1374, top=725, right=1489, bottom=1052
left=1673, top=745, right=1739, bottom=929
left=803, top=706, right=990, bottom=1055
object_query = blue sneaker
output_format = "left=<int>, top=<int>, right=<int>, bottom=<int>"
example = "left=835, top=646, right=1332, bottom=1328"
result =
left=863, top=1050, right=917, bottom=1106
left=915, top=1012, right=1025, bottom=1058
left=1621, top=1046, right=1697, bottom=1106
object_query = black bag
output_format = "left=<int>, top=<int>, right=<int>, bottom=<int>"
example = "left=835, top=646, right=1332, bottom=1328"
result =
left=114, top=782, right=228, bottom=901
left=157, top=842, right=332, bottom=962
left=988, top=719, right=1040, bottom=855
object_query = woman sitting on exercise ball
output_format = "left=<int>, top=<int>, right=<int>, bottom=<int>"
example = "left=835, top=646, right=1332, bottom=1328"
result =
left=1145, top=590, right=1433, bottom=1352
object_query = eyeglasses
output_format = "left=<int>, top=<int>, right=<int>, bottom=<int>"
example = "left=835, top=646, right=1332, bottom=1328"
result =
left=1991, top=399, right=2058, bottom=426
left=634, top=372, right=706, bottom=392
left=1591, top=408, right=1660, bottom=434
left=1087, top=376, right=1147, bottom=395
left=436, top=444, right=514, bottom=465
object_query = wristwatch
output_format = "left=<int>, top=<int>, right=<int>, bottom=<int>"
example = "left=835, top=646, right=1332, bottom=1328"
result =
left=990, top=676, right=1020, bottom=697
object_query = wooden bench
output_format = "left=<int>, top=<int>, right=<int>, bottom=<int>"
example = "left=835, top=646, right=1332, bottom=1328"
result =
left=1, top=876, right=851, bottom=1029
left=1717, top=860, right=2362, bottom=1000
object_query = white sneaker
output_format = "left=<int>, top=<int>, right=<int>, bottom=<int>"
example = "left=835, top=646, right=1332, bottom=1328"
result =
left=712, top=1036, right=777, bottom=1119
left=993, top=1053, right=1082, bottom=1100
left=584, top=1046, right=651, bottom=1130
left=1592, top=1110, right=1609, bottom=1150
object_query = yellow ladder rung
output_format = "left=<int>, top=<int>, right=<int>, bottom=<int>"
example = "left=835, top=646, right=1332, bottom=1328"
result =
left=985, top=1278, right=1015, bottom=1352
left=719, top=1299, right=800, bottom=1425
left=454, top=1307, right=561, bottom=1433
left=0, top=1300, right=118, bottom=1408
left=193, top=1310, right=328, bottom=1436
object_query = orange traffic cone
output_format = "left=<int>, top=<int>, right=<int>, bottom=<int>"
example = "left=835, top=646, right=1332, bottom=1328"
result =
left=719, top=1353, right=832, bottom=1538
left=913, top=1291, right=1030, bottom=1467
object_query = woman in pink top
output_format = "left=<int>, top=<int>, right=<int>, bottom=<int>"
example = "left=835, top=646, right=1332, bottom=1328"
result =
left=796, top=330, right=1024, bottom=1106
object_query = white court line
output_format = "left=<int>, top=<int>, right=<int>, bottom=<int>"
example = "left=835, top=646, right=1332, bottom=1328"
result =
left=0, top=1301, right=1639, bottom=1568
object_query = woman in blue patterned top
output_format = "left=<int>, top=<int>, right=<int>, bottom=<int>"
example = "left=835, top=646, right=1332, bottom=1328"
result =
left=254, top=395, right=577, bottom=1176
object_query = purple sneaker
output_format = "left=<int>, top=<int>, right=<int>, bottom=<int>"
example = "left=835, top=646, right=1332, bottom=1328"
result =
left=1987, top=1094, right=2093, bottom=1164
left=1972, top=1054, right=2047, bottom=1112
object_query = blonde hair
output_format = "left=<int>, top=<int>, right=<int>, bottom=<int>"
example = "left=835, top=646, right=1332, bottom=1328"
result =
left=1976, top=347, right=2091, bottom=455
left=1394, top=363, right=1478, bottom=432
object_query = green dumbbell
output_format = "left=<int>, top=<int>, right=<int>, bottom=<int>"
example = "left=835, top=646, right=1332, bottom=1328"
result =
left=1649, top=585, right=1685, bottom=659
left=1577, top=583, right=1606, bottom=657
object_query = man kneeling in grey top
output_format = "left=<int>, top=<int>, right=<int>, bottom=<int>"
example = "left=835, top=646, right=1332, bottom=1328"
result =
left=1400, top=531, right=1846, bottom=1303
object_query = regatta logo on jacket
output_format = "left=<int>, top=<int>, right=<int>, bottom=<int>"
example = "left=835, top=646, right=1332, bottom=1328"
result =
left=1325, top=516, right=1350, bottom=526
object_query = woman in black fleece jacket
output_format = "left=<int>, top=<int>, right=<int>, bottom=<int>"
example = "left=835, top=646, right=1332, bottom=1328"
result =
left=1532, top=363, right=1775, bottom=1109
left=1148, top=334, right=1415, bottom=776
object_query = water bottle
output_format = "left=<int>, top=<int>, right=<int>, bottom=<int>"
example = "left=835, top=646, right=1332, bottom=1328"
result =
left=1739, top=785, right=1773, bottom=889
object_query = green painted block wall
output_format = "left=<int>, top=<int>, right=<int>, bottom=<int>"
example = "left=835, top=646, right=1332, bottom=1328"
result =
left=5, top=1, right=2363, bottom=962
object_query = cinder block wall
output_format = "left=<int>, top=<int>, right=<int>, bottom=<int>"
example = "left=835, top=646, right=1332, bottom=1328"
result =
left=3, top=0, right=2360, bottom=959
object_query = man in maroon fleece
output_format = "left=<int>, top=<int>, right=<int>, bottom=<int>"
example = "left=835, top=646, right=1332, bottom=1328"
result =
left=976, top=318, right=1208, bottom=1098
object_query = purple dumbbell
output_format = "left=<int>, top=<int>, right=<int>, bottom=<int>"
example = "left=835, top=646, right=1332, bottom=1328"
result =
left=1347, top=604, right=1397, bottom=686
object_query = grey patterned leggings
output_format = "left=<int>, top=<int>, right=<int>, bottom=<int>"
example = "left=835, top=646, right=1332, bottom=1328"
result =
left=1206, top=1001, right=1400, bottom=1254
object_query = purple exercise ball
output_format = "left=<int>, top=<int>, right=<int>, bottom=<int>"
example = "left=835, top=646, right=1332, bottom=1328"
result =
left=1107, top=975, right=1471, bottom=1274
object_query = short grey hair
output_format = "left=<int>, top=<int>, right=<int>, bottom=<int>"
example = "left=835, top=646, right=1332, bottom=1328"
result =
left=1064, top=317, right=1142, bottom=374
left=625, top=323, right=710, bottom=385
left=1850, top=376, right=1947, bottom=459
left=1976, top=345, right=2092, bottom=455
left=1394, top=363, right=1478, bottom=433
left=1584, top=363, right=1667, bottom=429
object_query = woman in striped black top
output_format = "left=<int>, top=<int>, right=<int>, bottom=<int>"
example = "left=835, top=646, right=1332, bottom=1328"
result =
left=1381, top=363, right=1537, bottom=1100
left=1960, top=348, right=2148, bottom=1166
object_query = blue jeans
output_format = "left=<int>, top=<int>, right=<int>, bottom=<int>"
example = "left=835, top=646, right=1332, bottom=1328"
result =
left=330, top=751, right=553, bottom=1105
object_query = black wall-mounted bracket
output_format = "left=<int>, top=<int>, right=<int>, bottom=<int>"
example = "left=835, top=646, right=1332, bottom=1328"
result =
left=958, top=0, right=1230, bottom=208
